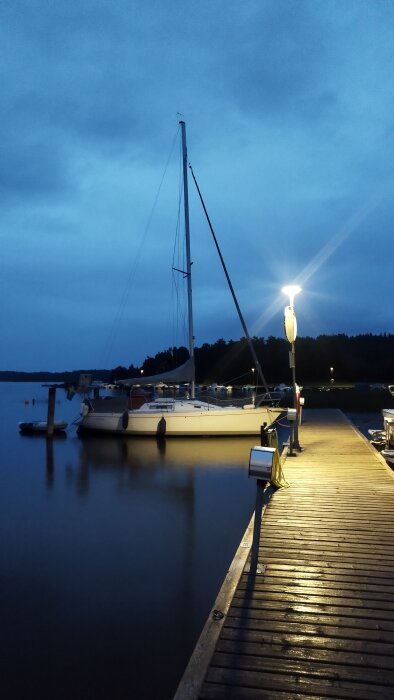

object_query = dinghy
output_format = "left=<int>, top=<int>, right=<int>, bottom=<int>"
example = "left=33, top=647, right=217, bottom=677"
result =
left=19, top=420, right=68, bottom=434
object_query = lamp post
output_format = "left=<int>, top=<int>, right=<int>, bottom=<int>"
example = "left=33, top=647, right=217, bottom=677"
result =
left=330, top=367, right=334, bottom=384
left=282, top=285, right=302, bottom=451
left=251, top=367, right=255, bottom=405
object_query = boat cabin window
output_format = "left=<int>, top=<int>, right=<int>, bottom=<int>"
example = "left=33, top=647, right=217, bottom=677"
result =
left=149, top=403, right=174, bottom=411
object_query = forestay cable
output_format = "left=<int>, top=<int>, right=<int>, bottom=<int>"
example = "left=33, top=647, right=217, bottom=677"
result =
left=189, top=164, right=270, bottom=394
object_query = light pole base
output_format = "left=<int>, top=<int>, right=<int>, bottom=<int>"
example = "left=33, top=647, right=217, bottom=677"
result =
left=283, top=440, right=297, bottom=457
left=294, top=442, right=304, bottom=452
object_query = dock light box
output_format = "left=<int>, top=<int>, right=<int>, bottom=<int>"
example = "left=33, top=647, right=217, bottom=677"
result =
left=248, top=446, right=276, bottom=480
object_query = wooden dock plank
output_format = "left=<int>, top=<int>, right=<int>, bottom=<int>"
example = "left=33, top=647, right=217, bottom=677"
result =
left=201, top=666, right=394, bottom=699
left=218, top=629, right=394, bottom=661
left=175, top=410, right=394, bottom=699
left=210, top=649, right=394, bottom=681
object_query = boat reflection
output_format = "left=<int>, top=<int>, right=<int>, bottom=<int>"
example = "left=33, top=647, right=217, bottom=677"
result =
left=66, top=434, right=257, bottom=497
left=77, top=434, right=256, bottom=471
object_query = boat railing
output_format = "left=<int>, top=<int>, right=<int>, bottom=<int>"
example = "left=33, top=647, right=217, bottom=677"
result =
left=193, top=391, right=284, bottom=409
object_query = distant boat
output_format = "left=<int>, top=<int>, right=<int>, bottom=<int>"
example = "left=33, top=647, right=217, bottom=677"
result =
left=19, top=420, right=68, bottom=434
left=274, top=383, right=292, bottom=393
left=78, top=122, right=284, bottom=437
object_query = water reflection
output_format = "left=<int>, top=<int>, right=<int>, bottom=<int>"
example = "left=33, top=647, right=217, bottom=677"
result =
left=78, top=434, right=255, bottom=470
left=59, top=434, right=256, bottom=499
left=2, top=382, right=268, bottom=699
left=46, top=438, right=54, bottom=488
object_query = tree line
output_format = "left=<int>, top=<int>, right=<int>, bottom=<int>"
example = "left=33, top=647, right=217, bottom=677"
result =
left=1, top=333, right=391, bottom=385
left=110, top=333, right=394, bottom=385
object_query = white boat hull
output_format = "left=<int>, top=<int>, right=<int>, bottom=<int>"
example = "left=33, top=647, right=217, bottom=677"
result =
left=78, top=404, right=283, bottom=437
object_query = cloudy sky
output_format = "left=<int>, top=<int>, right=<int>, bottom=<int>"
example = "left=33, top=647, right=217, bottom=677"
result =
left=1, top=0, right=393, bottom=372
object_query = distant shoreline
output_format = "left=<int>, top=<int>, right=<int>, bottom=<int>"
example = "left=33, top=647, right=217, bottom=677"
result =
left=1, top=373, right=393, bottom=413
left=0, top=370, right=110, bottom=383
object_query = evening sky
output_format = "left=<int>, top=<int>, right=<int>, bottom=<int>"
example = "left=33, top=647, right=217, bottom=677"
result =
left=1, top=0, right=393, bottom=371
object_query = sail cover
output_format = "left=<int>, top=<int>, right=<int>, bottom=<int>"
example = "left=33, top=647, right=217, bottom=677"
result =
left=116, top=357, right=195, bottom=387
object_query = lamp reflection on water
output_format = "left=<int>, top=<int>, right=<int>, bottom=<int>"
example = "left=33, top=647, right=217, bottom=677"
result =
left=77, top=435, right=258, bottom=473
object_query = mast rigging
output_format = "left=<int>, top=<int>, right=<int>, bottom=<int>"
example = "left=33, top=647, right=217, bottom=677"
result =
left=189, top=163, right=270, bottom=394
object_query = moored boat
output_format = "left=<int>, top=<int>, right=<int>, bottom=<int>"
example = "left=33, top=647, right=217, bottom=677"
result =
left=383, top=408, right=394, bottom=422
left=78, top=122, right=286, bottom=438
left=79, top=396, right=281, bottom=437
left=381, top=449, right=394, bottom=465
left=368, top=428, right=386, bottom=449
left=370, top=409, right=394, bottom=466
left=19, top=420, right=68, bottom=434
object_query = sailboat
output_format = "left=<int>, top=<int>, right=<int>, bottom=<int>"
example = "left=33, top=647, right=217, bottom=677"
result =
left=78, top=122, right=284, bottom=437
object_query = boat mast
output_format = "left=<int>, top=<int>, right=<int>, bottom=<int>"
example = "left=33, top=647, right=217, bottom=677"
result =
left=180, top=120, right=195, bottom=399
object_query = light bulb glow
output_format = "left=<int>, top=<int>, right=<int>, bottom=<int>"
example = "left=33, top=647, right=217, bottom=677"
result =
left=282, top=285, right=302, bottom=307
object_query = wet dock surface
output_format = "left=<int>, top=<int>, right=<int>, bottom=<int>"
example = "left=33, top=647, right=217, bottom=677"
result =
left=176, top=409, right=394, bottom=699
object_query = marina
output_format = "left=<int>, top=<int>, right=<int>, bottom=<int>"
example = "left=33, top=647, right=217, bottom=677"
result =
left=176, top=409, right=394, bottom=699
left=2, top=383, right=394, bottom=698
left=2, top=6, right=393, bottom=699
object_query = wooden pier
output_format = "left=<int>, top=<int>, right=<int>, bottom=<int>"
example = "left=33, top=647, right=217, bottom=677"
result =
left=175, top=409, right=394, bottom=699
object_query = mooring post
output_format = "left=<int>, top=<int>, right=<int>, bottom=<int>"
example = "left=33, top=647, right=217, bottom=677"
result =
left=47, top=387, right=56, bottom=438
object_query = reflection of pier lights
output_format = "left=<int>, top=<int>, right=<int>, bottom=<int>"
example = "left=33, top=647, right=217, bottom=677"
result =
left=282, top=285, right=302, bottom=452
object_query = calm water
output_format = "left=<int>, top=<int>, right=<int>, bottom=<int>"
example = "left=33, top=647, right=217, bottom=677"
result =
left=0, top=382, right=279, bottom=699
